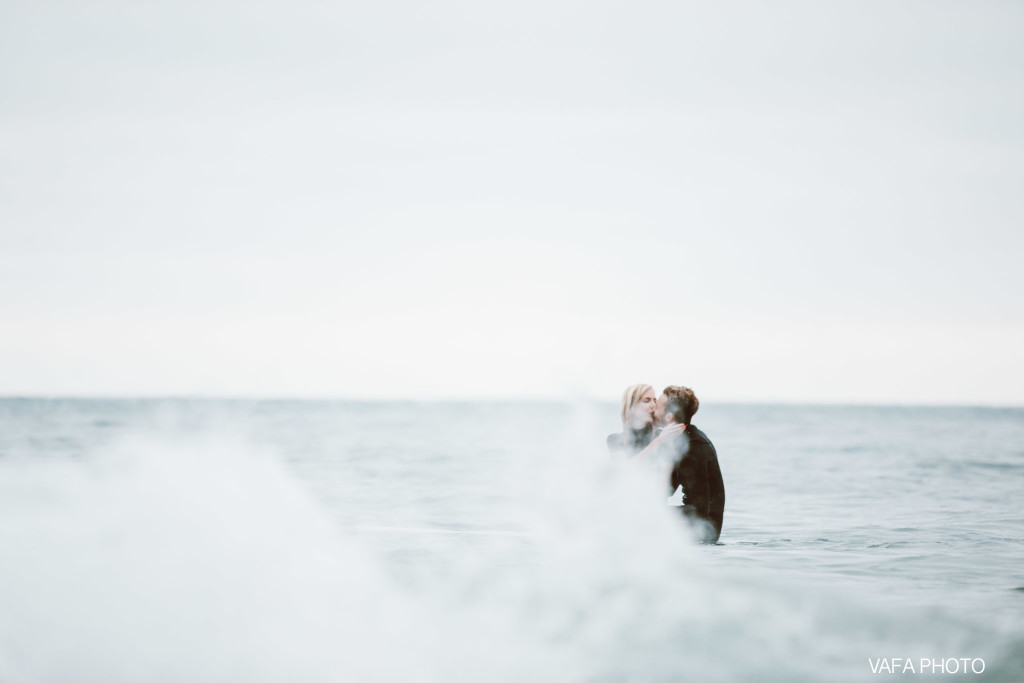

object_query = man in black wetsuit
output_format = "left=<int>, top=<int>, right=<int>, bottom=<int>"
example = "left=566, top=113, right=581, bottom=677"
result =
left=656, top=386, right=726, bottom=543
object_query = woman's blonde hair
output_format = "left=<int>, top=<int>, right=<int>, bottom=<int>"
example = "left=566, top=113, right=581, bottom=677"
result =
left=620, top=383, right=654, bottom=427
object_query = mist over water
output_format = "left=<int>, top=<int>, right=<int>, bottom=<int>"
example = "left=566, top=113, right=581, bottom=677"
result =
left=1, top=399, right=1022, bottom=681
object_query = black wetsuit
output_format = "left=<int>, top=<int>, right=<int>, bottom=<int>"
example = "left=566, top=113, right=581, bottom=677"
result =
left=668, top=424, right=725, bottom=543
left=606, top=426, right=654, bottom=457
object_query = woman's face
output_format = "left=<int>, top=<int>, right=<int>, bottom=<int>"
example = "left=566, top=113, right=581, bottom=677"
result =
left=629, top=388, right=657, bottom=430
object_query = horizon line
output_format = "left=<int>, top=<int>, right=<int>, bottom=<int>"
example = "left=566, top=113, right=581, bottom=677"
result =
left=0, top=394, right=1021, bottom=410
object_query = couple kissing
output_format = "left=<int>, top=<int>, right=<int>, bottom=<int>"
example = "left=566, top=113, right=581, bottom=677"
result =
left=607, top=384, right=726, bottom=544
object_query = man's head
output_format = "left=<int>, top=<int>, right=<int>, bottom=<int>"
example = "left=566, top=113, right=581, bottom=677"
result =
left=657, top=385, right=699, bottom=425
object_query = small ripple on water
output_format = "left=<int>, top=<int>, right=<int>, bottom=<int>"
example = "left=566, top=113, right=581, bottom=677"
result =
left=959, top=460, right=1024, bottom=471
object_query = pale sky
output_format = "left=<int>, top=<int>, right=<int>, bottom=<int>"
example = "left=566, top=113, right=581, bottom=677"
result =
left=2, top=0, right=1022, bottom=403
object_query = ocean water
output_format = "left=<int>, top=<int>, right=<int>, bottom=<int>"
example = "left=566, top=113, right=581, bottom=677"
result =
left=1, top=399, right=1022, bottom=682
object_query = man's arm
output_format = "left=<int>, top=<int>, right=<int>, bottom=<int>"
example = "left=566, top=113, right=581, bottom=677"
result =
left=705, top=453, right=725, bottom=530
left=694, top=451, right=713, bottom=519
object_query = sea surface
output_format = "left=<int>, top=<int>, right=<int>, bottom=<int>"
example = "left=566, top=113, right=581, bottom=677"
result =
left=1, top=399, right=1022, bottom=682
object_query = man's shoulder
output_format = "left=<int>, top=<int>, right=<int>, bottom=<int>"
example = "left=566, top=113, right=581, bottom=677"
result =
left=687, top=425, right=719, bottom=457
left=687, top=424, right=713, bottom=446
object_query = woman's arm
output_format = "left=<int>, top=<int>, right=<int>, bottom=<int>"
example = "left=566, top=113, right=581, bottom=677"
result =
left=631, top=422, right=686, bottom=462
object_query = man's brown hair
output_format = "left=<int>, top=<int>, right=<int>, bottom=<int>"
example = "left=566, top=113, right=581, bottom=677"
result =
left=662, top=385, right=699, bottom=424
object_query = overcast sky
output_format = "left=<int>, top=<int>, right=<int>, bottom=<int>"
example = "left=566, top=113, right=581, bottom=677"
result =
left=2, top=0, right=1022, bottom=403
